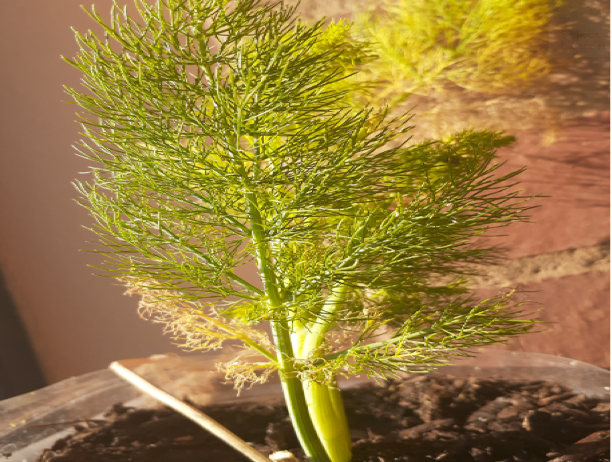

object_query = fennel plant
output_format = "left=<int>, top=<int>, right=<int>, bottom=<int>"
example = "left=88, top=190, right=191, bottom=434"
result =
left=65, top=1, right=539, bottom=461
left=355, top=0, right=562, bottom=98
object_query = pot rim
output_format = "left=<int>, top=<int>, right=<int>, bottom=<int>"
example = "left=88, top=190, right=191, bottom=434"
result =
left=1, top=349, right=608, bottom=460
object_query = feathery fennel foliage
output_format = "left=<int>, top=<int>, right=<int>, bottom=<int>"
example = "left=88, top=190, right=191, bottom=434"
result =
left=355, top=0, right=562, bottom=98
left=65, top=1, right=539, bottom=460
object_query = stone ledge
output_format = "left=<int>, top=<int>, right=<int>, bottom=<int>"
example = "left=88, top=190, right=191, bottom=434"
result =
left=471, top=243, right=610, bottom=288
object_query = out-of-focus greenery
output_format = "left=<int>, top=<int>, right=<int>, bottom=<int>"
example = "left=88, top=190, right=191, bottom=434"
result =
left=353, top=0, right=563, bottom=100
left=309, top=19, right=378, bottom=108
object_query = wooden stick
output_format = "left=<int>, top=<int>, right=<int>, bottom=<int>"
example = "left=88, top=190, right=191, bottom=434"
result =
left=109, top=360, right=271, bottom=462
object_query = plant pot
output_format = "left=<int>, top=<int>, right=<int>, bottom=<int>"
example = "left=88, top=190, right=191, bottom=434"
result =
left=1, top=349, right=609, bottom=462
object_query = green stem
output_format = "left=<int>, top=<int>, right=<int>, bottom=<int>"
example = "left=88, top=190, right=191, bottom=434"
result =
left=297, top=285, right=352, bottom=462
left=239, top=336, right=279, bottom=363
left=196, top=311, right=278, bottom=363
left=299, top=284, right=348, bottom=357
left=303, top=380, right=352, bottom=462
left=272, top=321, right=332, bottom=462
left=244, top=189, right=331, bottom=462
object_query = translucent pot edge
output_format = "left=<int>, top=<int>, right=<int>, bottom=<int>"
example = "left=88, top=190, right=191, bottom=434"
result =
left=0, top=348, right=608, bottom=460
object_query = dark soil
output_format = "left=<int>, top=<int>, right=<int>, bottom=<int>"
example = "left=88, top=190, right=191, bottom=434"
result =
left=36, top=376, right=610, bottom=462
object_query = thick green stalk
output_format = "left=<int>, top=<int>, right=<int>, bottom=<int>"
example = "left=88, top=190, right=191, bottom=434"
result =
left=272, top=322, right=332, bottom=462
left=304, top=381, right=352, bottom=462
left=296, top=285, right=352, bottom=462
left=244, top=190, right=331, bottom=462
left=298, top=285, right=348, bottom=357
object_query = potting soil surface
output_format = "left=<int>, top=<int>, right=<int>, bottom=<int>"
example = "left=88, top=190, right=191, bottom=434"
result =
left=35, top=376, right=610, bottom=462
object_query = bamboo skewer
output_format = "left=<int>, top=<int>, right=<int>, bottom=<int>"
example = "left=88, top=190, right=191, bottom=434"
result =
left=109, top=360, right=272, bottom=462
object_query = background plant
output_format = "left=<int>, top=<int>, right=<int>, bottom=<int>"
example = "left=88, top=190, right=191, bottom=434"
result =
left=65, top=1, right=540, bottom=461
left=353, top=0, right=563, bottom=100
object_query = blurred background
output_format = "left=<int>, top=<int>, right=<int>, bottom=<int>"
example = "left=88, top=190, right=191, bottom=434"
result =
left=0, top=0, right=608, bottom=399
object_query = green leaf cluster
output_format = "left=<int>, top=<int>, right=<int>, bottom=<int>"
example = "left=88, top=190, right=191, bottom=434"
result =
left=65, top=0, right=539, bottom=382
left=354, top=0, right=563, bottom=98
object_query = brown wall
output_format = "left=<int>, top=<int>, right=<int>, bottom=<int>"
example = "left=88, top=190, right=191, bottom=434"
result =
left=0, top=1, right=191, bottom=384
